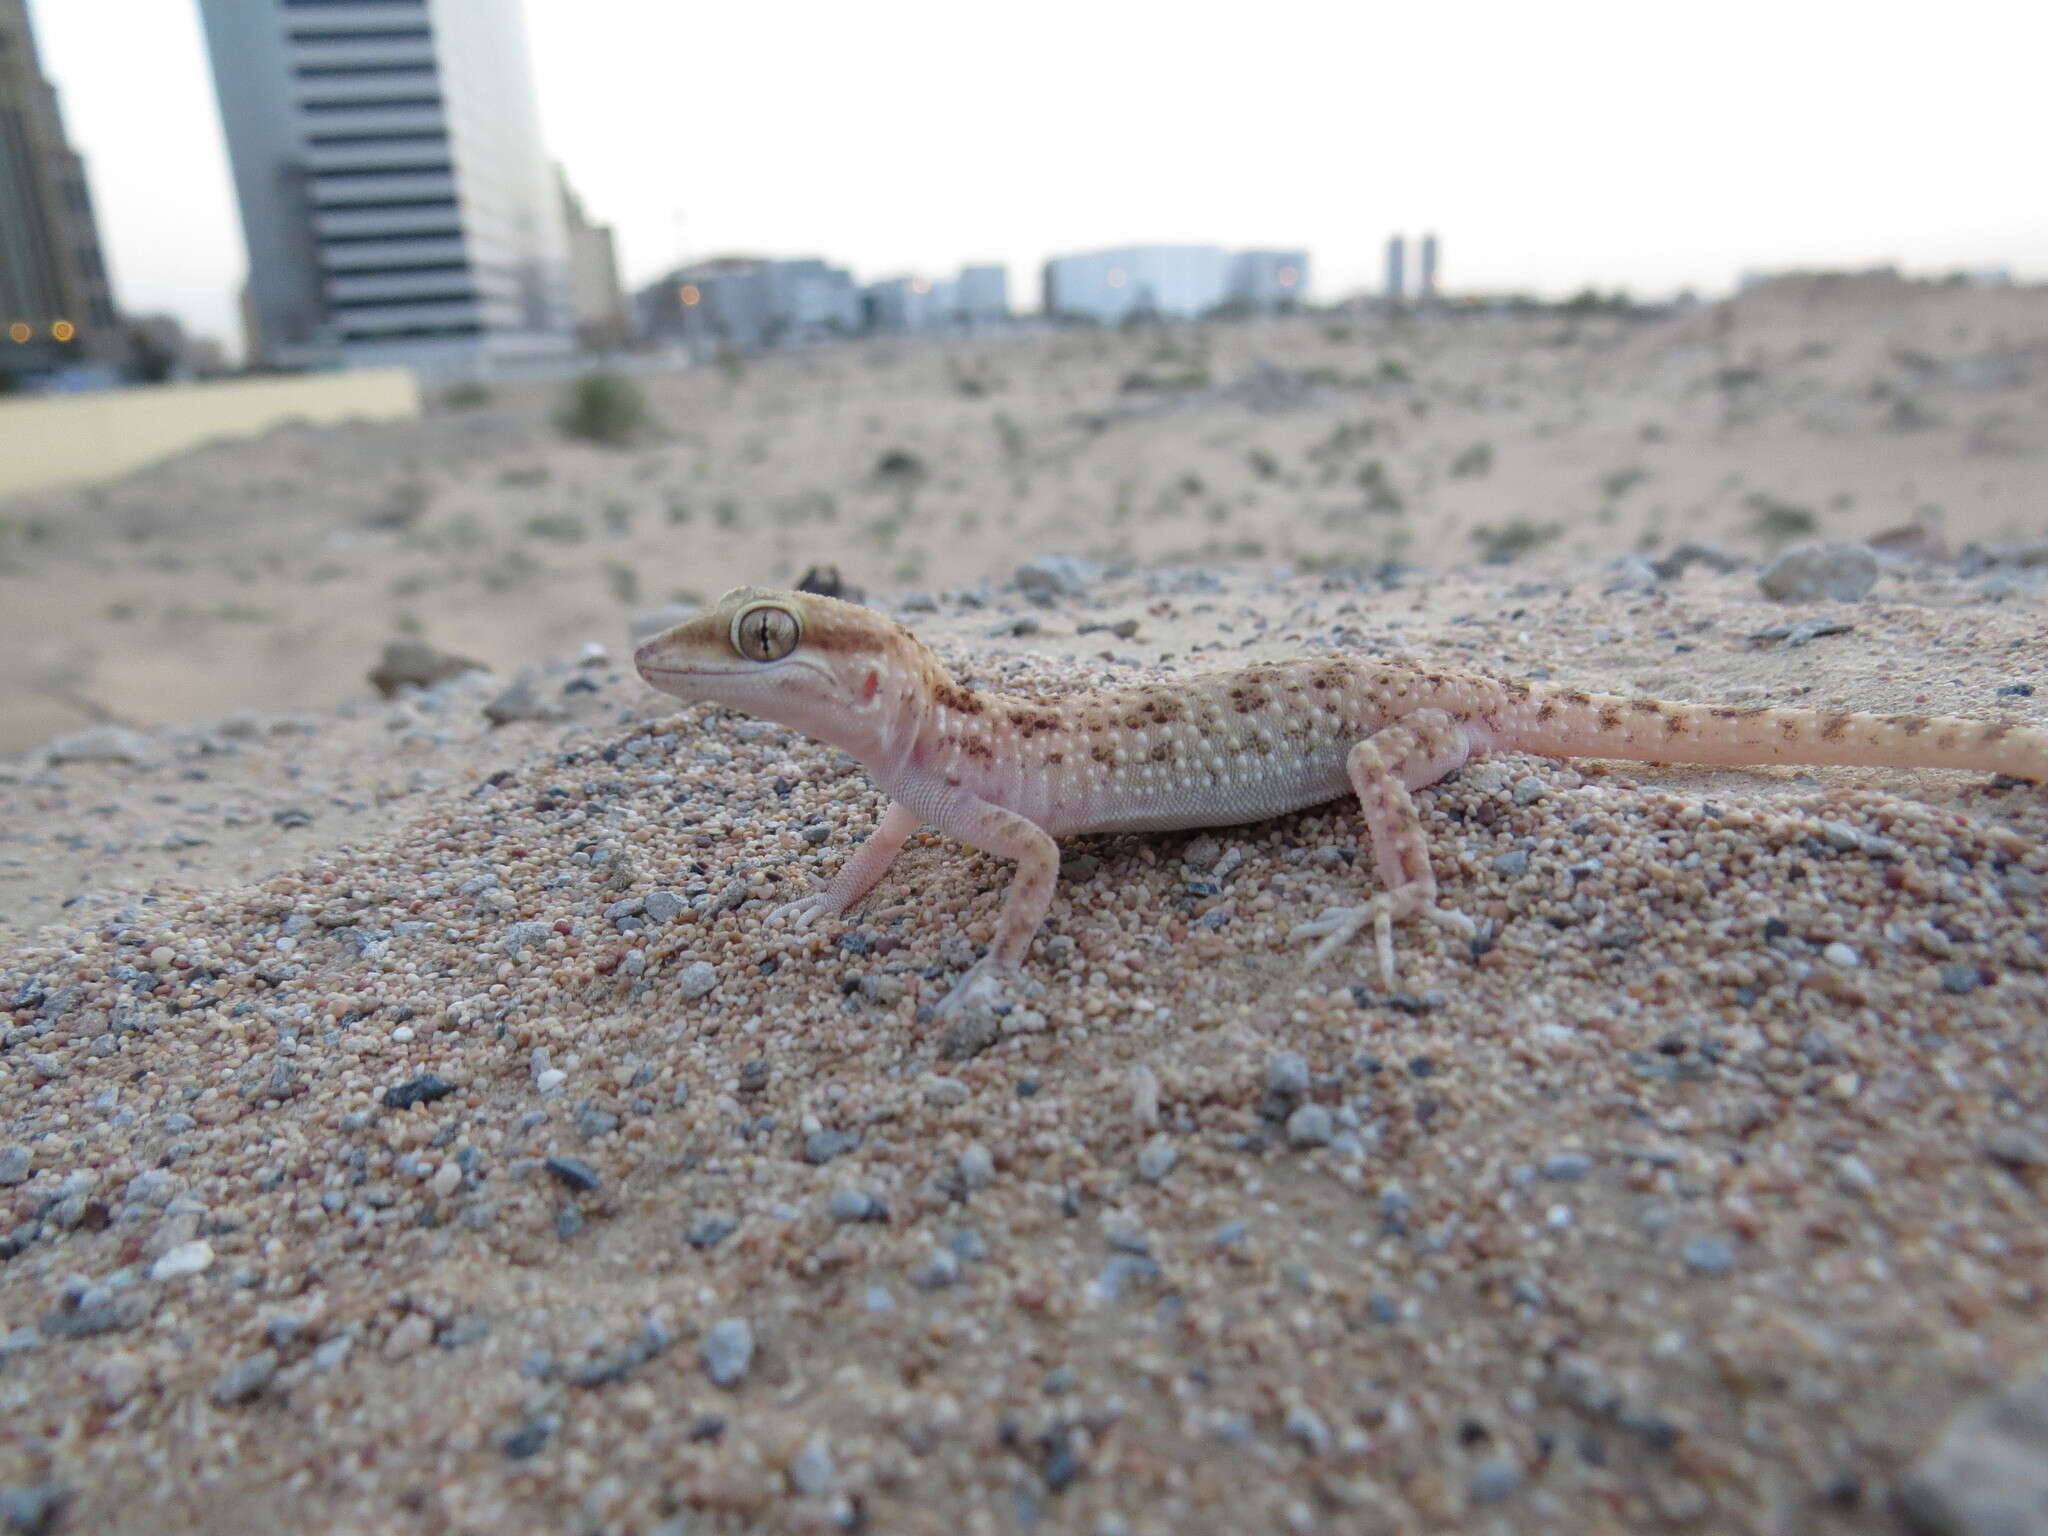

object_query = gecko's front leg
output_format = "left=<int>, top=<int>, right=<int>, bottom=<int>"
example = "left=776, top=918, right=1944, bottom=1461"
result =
left=770, top=801, right=921, bottom=928
left=922, top=795, right=1059, bottom=1018
left=1291, top=709, right=1479, bottom=984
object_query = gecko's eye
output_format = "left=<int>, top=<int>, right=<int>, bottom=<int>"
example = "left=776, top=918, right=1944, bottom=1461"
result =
left=730, top=602, right=802, bottom=662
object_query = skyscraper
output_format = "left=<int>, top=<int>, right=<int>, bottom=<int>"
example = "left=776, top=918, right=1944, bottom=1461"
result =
left=1419, top=232, right=1440, bottom=301
left=1384, top=235, right=1406, bottom=303
left=197, top=0, right=573, bottom=370
left=0, top=0, right=124, bottom=378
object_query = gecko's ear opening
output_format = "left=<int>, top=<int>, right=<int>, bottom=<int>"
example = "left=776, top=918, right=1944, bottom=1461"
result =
left=730, top=601, right=803, bottom=662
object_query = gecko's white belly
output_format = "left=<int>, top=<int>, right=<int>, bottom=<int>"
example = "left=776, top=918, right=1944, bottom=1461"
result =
left=1046, top=755, right=1355, bottom=838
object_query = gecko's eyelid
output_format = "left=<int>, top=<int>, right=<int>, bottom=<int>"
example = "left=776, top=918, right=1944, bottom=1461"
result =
left=729, top=602, right=802, bottom=662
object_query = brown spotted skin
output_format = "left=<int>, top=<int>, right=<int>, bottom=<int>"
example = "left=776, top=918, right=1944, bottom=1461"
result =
left=635, top=586, right=2047, bottom=1003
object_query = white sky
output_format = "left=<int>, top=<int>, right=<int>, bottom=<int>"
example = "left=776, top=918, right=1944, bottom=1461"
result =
left=26, top=0, right=2048, bottom=352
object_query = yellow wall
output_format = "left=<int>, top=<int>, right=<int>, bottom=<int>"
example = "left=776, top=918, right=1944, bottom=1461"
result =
left=0, top=370, right=421, bottom=499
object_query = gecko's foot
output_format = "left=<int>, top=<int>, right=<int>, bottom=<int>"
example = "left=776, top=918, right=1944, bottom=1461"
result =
left=933, top=958, right=1043, bottom=1021
left=767, top=891, right=834, bottom=930
left=1292, top=899, right=1475, bottom=986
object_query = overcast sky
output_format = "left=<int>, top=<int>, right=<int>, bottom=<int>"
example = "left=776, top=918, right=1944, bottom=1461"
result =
left=26, top=0, right=2048, bottom=352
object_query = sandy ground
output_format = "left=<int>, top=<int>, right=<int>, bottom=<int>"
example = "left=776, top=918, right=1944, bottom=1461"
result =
left=1, top=274, right=2046, bottom=1534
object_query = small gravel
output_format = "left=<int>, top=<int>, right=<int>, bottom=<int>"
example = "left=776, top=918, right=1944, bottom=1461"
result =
left=1135, top=1136, right=1179, bottom=1182
left=699, top=1319, right=754, bottom=1387
left=1683, top=1237, right=1737, bottom=1276
left=1285, top=1104, right=1334, bottom=1149
left=1266, top=1052, right=1311, bottom=1097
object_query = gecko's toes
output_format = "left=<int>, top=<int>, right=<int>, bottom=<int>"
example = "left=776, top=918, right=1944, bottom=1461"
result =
left=1293, top=897, right=1471, bottom=985
left=932, top=958, right=1041, bottom=1021
left=768, top=892, right=831, bottom=930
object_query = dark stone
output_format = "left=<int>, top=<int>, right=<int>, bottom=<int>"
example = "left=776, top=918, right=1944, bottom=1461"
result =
left=543, top=1156, right=600, bottom=1193
left=381, top=1073, right=456, bottom=1110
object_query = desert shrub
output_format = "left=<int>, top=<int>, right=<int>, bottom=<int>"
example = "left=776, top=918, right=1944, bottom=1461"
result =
left=1745, top=493, right=1817, bottom=544
left=1473, top=519, right=1559, bottom=563
left=557, top=372, right=648, bottom=446
left=1449, top=442, right=1494, bottom=478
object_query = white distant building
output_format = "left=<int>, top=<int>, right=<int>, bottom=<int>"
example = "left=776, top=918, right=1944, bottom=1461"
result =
left=864, top=263, right=1011, bottom=333
left=1228, top=250, right=1310, bottom=313
left=955, top=265, right=1010, bottom=325
left=1043, top=245, right=1308, bottom=322
left=1042, top=245, right=1227, bottom=323
left=197, top=0, right=574, bottom=370
left=636, top=257, right=859, bottom=354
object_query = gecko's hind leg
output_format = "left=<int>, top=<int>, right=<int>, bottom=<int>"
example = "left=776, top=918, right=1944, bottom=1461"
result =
left=1290, top=710, right=1479, bottom=985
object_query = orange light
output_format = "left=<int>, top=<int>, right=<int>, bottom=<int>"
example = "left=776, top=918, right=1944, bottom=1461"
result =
left=50, top=319, right=76, bottom=342
left=5, top=322, right=28, bottom=344
left=679, top=284, right=701, bottom=307
left=1277, top=266, right=1298, bottom=288
left=1106, top=268, right=1126, bottom=289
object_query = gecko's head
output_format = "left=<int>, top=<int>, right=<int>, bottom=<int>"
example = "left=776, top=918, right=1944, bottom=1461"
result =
left=634, top=586, right=934, bottom=751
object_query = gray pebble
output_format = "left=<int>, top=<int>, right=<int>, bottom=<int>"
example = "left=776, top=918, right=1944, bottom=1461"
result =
left=1682, top=1236, right=1736, bottom=1275
left=209, top=1349, right=278, bottom=1406
left=685, top=1213, right=738, bottom=1249
left=0, top=1483, right=70, bottom=1536
left=828, top=1189, right=884, bottom=1223
left=678, top=961, right=718, bottom=1000
left=1493, top=849, right=1532, bottom=878
left=804, top=1130, right=860, bottom=1165
left=1470, top=1458, right=1523, bottom=1503
left=957, top=1142, right=995, bottom=1189
left=543, top=1156, right=600, bottom=1192
left=912, top=1249, right=961, bottom=1289
left=1985, top=1128, right=2048, bottom=1170
left=1939, top=963, right=1984, bottom=996
left=1283, top=1405, right=1331, bottom=1456
left=699, top=1317, right=754, bottom=1386
left=1510, top=777, right=1547, bottom=807
left=1285, top=1104, right=1334, bottom=1149
left=789, top=1433, right=836, bottom=1497
left=642, top=890, right=686, bottom=923
left=1135, top=1136, right=1179, bottom=1182
left=1540, top=1153, right=1593, bottom=1182
left=0, top=1147, right=29, bottom=1187
left=1266, top=1052, right=1311, bottom=1097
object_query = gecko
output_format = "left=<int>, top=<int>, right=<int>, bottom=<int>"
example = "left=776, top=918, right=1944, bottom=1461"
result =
left=634, top=586, right=2047, bottom=1016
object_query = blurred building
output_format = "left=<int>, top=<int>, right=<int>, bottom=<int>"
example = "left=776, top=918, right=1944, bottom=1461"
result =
left=197, top=0, right=574, bottom=371
left=636, top=256, right=860, bottom=354
left=954, top=264, right=1010, bottom=325
left=1042, top=245, right=1226, bottom=324
left=557, top=167, right=626, bottom=350
left=865, top=263, right=1011, bottom=333
left=0, top=0, right=125, bottom=382
left=1418, top=233, right=1439, bottom=301
left=1384, top=236, right=1406, bottom=302
left=1042, top=245, right=1309, bottom=323
left=1227, top=250, right=1309, bottom=314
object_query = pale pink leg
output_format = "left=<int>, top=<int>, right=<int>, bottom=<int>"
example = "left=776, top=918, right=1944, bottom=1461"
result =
left=772, top=801, right=921, bottom=927
left=1291, top=708, right=1480, bottom=983
left=924, top=796, right=1060, bottom=1016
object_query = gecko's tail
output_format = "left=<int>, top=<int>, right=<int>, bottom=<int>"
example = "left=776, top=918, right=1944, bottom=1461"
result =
left=1492, top=687, right=2048, bottom=783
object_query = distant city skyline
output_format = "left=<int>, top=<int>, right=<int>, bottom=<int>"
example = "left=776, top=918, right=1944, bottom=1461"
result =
left=27, top=0, right=2048, bottom=357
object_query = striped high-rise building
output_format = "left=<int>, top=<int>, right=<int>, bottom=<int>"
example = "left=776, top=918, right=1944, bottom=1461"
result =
left=197, top=0, right=573, bottom=369
left=0, top=0, right=124, bottom=378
